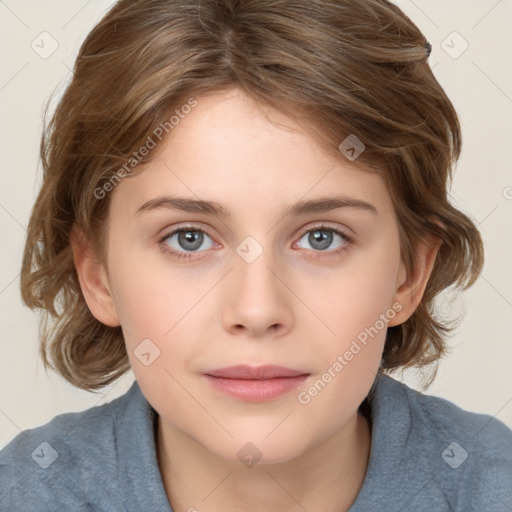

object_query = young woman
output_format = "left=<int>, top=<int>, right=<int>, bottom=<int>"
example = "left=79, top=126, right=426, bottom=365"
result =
left=1, top=1, right=510, bottom=510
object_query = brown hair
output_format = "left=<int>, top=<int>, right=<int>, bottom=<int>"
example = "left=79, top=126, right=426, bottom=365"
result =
left=21, top=0, right=483, bottom=391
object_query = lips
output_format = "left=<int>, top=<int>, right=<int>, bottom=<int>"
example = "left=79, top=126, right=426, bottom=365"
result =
left=204, top=364, right=308, bottom=380
left=203, top=365, right=310, bottom=402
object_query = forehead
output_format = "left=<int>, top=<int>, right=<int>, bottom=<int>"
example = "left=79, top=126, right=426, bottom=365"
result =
left=110, top=88, right=394, bottom=220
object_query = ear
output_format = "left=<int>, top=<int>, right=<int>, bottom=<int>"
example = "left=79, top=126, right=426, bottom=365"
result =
left=388, top=235, right=441, bottom=327
left=70, top=225, right=120, bottom=327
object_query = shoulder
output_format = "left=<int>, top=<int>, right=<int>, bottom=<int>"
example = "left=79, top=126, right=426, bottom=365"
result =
left=373, top=374, right=512, bottom=510
left=388, top=374, right=512, bottom=454
left=0, top=381, right=139, bottom=510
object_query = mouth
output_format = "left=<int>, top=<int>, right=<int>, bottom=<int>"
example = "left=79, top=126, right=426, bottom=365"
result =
left=203, top=365, right=310, bottom=402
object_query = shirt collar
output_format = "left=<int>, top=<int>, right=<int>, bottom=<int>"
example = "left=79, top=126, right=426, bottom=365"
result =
left=115, top=380, right=173, bottom=512
left=113, top=373, right=406, bottom=512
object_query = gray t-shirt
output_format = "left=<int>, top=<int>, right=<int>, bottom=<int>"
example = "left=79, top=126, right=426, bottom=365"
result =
left=1, top=374, right=511, bottom=511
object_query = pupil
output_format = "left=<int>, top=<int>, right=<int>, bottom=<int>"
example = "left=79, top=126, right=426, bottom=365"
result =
left=311, top=230, right=332, bottom=250
left=180, top=230, right=202, bottom=250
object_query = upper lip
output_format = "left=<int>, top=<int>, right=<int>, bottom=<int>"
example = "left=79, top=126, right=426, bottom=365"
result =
left=204, top=365, right=309, bottom=380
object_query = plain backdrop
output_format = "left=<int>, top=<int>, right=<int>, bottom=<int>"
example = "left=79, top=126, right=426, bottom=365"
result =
left=1, top=0, right=511, bottom=450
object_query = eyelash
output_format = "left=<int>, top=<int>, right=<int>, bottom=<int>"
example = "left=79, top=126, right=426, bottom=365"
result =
left=158, top=224, right=353, bottom=261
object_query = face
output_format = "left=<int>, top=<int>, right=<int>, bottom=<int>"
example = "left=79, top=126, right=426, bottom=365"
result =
left=97, top=87, right=407, bottom=464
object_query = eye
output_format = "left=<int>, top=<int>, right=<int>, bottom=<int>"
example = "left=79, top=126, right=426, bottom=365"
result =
left=158, top=223, right=352, bottom=261
left=294, top=224, right=352, bottom=254
left=159, top=226, right=216, bottom=260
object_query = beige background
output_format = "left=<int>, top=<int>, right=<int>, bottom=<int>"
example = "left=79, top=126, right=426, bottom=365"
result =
left=1, top=0, right=511, bottom=450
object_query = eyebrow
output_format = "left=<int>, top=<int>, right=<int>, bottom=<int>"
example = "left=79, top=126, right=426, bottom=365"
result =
left=135, top=195, right=378, bottom=218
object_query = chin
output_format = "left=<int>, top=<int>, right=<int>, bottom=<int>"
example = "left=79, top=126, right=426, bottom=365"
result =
left=204, top=434, right=308, bottom=468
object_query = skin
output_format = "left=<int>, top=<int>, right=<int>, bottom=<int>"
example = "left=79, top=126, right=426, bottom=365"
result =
left=72, top=87, right=439, bottom=512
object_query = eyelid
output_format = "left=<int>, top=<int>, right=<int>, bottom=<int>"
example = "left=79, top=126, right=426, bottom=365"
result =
left=297, top=221, right=352, bottom=240
left=159, top=221, right=352, bottom=243
left=158, top=223, right=212, bottom=240
left=293, top=223, right=353, bottom=255
left=158, top=221, right=354, bottom=259
left=158, top=224, right=217, bottom=248
left=157, top=225, right=216, bottom=261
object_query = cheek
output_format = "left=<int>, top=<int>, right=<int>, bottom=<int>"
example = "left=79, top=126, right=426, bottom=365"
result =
left=111, top=269, right=204, bottom=382
left=107, top=237, right=205, bottom=337
left=293, top=262, right=399, bottom=444
left=294, top=237, right=401, bottom=418
left=319, top=239, right=401, bottom=346
left=106, top=245, right=220, bottom=397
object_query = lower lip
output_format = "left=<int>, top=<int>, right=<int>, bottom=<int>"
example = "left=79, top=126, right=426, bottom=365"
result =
left=203, top=374, right=309, bottom=402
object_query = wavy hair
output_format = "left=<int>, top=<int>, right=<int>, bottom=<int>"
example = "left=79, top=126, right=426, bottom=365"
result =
left=21, top=0, right=483, bottom=391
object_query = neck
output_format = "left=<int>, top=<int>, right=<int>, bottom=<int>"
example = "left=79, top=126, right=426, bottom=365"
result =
left=156, top=410, right=371, bottom=512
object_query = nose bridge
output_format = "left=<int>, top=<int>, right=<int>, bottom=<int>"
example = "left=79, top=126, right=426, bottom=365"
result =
left=234, top=233, right=281, bottom=301
left=222, top=233, right=292, bottom=335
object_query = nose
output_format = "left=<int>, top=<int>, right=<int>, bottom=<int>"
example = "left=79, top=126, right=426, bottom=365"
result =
left=222, top=245, right=294, bottom=338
